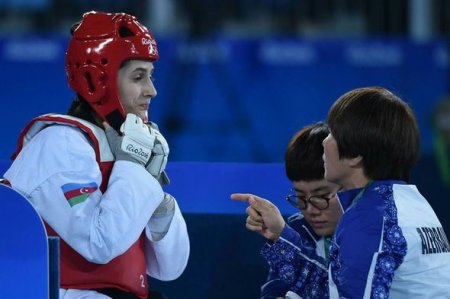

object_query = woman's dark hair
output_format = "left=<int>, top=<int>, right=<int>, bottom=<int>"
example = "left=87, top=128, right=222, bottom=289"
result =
left=67, top=97, right=102, bottom=126
left=327, top=86, right=420, bottom=182
left=285, top=122, right=329, bottom=182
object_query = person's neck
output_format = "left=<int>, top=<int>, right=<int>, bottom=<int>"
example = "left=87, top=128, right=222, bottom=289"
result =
left=342, top=170, right=370, bottom=190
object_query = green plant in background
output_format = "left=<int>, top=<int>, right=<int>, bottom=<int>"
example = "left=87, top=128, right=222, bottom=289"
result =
left=433, top=97, right=450, bottom=188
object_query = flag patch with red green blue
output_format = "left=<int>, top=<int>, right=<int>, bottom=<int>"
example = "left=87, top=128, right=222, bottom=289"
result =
left=61, top=182, right=98, bottom=207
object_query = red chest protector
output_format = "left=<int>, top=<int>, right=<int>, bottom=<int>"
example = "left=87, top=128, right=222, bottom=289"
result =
left=12, top=114, right=149, bottom=299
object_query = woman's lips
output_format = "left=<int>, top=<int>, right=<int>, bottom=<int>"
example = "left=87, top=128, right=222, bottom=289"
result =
left=140, top=103, right=149, bottom=110
left=310, top=221, right=327, bottom=229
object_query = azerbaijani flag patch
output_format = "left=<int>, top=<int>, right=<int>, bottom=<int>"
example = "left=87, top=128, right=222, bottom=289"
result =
left=61, top=182, right=98, bottom=207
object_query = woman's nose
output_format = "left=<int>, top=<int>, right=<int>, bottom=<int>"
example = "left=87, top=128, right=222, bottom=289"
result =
left=144, top=79, right=157, bottom=98
left=305, top=203, right=321, bottom=215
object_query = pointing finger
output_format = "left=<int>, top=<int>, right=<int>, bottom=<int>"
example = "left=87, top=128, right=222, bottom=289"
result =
left=231, top=193, right=258, bottom=204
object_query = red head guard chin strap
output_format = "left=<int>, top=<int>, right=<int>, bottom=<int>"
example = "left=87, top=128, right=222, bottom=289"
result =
left=65, top=11, right=159, bottom=130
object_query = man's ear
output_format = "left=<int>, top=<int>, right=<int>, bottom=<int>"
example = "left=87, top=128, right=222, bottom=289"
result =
left=347, top=155, right=363, bottom=168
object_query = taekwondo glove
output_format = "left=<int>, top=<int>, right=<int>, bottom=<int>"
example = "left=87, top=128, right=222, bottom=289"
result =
left=146, top=122, right=170, bottom=184
left=105, top=114, right=155, bottom=166
left=149, top=193, right=176, bottom=240
left=153, top=192, right=176, bottom=216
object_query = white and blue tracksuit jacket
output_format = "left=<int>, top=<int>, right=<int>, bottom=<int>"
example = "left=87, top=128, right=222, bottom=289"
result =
left=329, top=180, right=450, bottom=299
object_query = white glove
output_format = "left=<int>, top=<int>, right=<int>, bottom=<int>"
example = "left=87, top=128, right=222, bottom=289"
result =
left=149, top=193, right=176, bottom=241
left=146, top=123, right=170, bottom=183
left=105, top=114, right=155, bottom=166
left=153, top=192, right=176, bottom=216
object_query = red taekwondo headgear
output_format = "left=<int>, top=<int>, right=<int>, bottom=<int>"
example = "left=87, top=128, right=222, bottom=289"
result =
left=65, top=11, right=159, bottom=130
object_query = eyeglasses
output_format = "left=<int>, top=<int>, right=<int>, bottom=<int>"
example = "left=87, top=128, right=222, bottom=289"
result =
left=285, top=188, right=335, bottom=210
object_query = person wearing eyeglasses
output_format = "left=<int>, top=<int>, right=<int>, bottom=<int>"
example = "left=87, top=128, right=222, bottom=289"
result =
left=231, top=122, right=342, bottom=299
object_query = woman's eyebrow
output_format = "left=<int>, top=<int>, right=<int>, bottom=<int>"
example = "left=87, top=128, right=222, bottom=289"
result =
left=294, top=186, right=329, bottom=194
left=130, top=67, right=149, bottom=74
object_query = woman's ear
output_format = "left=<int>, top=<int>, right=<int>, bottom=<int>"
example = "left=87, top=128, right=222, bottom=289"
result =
left=347, top=155, right=363, bottom=168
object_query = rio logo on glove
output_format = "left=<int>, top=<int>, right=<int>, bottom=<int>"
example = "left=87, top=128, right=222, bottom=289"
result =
left=125, top=142, right=150, bottom=159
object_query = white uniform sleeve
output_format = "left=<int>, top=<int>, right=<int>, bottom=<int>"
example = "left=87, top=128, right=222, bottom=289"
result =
left=144, top=200, right=190, bottom=281
left=4, top=125, right=165, bottom=264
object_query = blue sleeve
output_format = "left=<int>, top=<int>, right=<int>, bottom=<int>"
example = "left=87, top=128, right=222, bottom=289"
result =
left=260, top=222, right=329, bottom=299
left=330, top=198, right=386, bottom=298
